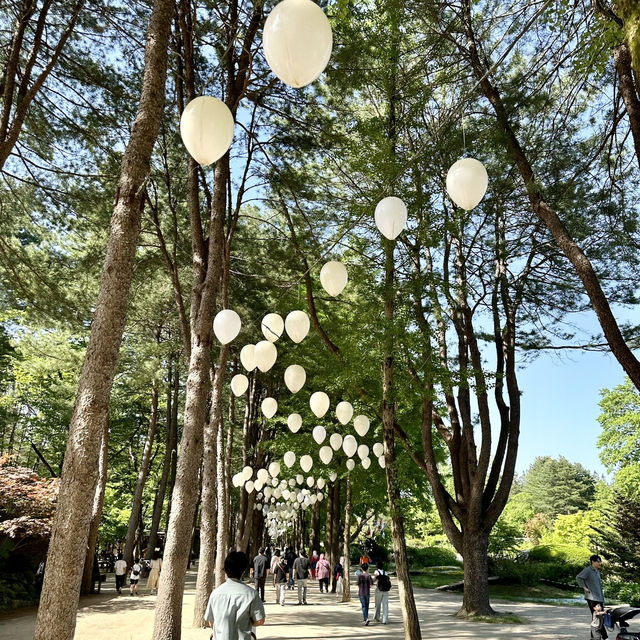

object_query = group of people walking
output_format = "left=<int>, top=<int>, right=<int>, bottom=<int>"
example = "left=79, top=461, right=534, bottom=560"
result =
left=113, top=549, right=163, bottom=596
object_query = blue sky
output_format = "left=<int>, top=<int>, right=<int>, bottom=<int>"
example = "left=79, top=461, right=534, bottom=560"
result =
left=514, top=346, right=623, bottom=479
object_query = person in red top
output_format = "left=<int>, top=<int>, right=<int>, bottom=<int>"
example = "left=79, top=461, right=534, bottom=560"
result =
left=357, top=563, right=374, bottom=625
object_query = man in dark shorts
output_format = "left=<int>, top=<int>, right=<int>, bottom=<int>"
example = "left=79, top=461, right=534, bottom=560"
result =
left=251, top=547, right=268, bottom=603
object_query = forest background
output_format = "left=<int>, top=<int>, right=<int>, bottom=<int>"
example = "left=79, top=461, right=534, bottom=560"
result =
left=1, top=0, right=640, bottom=638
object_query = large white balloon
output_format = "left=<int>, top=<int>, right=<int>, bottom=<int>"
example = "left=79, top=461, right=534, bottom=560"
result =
left=372, top=442, right=384, bottom=457
left=375, top=196, right=407, bottom=240
left=261, top=397, right=278, bottom=419
left=296, top=474, right=304, bottom=485
left=300, top=454, right=313, bottom=473
left=232, top=473, right=243, bottom=487
left=230, top=374, right=249, bottom=397
left=342, top=434, right=357, bottom=458
left=319, top=445, right=333, bottom=464
left=317, top=478, right=326, bottom=489
left=329, top=433, right=343, bottom=451
left=180, top=96, right=234, bottom=166
left=257, top=468, right=269, bottom=482
left=213, top=309, right=242, bottom=344
left=283, top=451, right=296, bottom=468
left=306, top=476, right=314, bottom=487
left=268, top=461, right=281, bottom=477
left=320, top=261, right=348, bottom=296
left=329, top=472, right=337, bottom=482
left=357, top=444, right=369, bottom=460
left=242, top=465, right=253, bottom=481
left=285, top=310, right=310, bottom=343
left=346, top=459, right=355, bottom=471
left=310, top=391, right=330, bottom=418
left=244, top=480, right=255, bottom=493
left=262, top=0, right=333, bottom=88
left=254, top=340, right=278, bottom=372
left=361, top=456, right=371, bottom=470
left=287, top=413, right=302, bottom=433
left=240, top=344, right=256, bottom=371
left=284, top=364, right=306, bottom=393
left=446, top=157, right=488, bottom=211
left=261, top=313, right=284, bottom=342
left=354, top=415, right=370, bottom=437
left=335, top=401, right=353, bottom=425
left=312, top=425, right=326, bottom=444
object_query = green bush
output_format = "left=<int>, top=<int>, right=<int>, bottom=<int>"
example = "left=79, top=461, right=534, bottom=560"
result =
left=492, top=556, right=583, bottom=586
left=604, top=581, right=640, bottom=607
left=528, top=544, right=591, bottom=566
left=406, top=545, right=461, bottom=568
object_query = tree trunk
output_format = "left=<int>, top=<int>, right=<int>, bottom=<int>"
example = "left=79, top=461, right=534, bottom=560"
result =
left=125, top=383, right=159, bottom=566
left=193, top=347, right=228, bottom=627
left=152, top=149, right=229, bottom=640
left=614, top=42, right=640, bottom=170
left=80, top=420, right=108, bottom=595
left=33, top=1, right=173, bottom=637
left=329, top=480, right=341, bottom=570
left=342, top=475, right=352, bottom=602
left=147, top=359, right=179, bottom=559
left=458, top=530, right=493, bottom=617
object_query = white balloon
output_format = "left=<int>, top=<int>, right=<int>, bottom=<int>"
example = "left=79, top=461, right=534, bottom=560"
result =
left=213, top=309, right=242, bottom=344
left=282, top=489, right=291, bottom=500
left=262, top=0, right=333, bottom=88
left=254, top=340, right=278, bottom=372
left=283, top=451, right=296, bottom=468
left=180, top=96, right=234, bottom=166
left=329, top=433, right=343, bottom=451
left=256, top=503, right=263, bottom=511
left=319, top=445, right=333, bottom=464
left=242, top=465, right=253, bottom=481
left=232, top=473, right=243, bottom=487
left=297, top=492, right=304, bottom=503
left=285, top=310, right=310, bottom=343
left=319, top=261, right=348, bottom=296
left=287, top=413, right=302, bottom=433
left=357, top=444, right=369, bottom=460
left=284, top=365, right=306, bottom=393
left=329, top=472, right=337, bottom=482
left=346, top=459, right=355, bottom=471
left=261, top=397, right=278, bottom=419
left=372, top=442, right=384, bottom=457
left=254, top=479, right=264, bottom=491
left=378, top=455, right=386, bottom=468
left=240, top=344, right=256, bottom=372
left=446, top=157, right=489, bottom=211
left=274, top=488, right=282, bottom=498
left=268, top=461, right=281, bottom=477
left=289, top=478, right=297, bottom=487
left=354, top=415, right=370, bottom=437
left=296, top=474, right=304, bottom=485
left=317, top=492, right=324, bottom=502
left=306, top=476, right=314, bottom=487
left=264, top=487, right=273, bottom=499
left=375, top=196, right=407, bottom=240
left=310, top=391, right=330, bottom=418
left=261, top=313, right=284, bottom=342
left=300, top=454, right=313, bottom=473
left=272, top=478, right=279, bottom=487
left=342, top=434, right=357, bottom=458
left=317, top=478, right=326, bottom=489
left=361, top=456, right=371, bottom=470
left=230, top=374, right=249, bottom=396
left=257, top=468, right=269, bottom=482
left=335, top=401, right=353, bottom=425
left=312, top=425, right=326, bottom=444
left=244, top=480, right=255, bottom=493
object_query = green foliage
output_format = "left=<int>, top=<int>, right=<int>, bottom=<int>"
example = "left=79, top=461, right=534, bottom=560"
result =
left=527, top=544, right=592, bottom=566
left=604, top=579, right=640, bottom=607
left=521, top=457, right=597, bottom=519
left=405, top=545, right=461, bottom=568
left=524, top=513, right=552, bottom=545
left=543, top=512, right=599, bottom=548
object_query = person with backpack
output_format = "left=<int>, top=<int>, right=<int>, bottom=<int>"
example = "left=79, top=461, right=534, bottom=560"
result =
left=374, top=562, right=391, bottom=623
left=274, top=553, right=289, bottom=606
left=129, top=557, right=142, bottom=596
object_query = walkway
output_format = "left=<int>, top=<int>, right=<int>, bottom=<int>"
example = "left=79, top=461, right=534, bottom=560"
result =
left=0, top=570, right=596, bottom=639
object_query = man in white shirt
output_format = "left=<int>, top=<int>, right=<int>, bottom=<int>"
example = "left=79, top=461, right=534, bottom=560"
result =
left=114, top=553, right=127, bottom=595
left=205, top=551, right=265, bottom=640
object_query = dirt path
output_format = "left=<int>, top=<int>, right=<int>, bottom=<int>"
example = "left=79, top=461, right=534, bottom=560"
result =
left=0, top=570, right=596, bottom=640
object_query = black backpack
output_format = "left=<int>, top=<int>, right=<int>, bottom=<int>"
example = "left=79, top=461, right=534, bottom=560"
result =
left=377, top=572, right=391, bottom=592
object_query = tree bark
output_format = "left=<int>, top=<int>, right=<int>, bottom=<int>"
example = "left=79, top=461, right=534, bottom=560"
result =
left=614, top=42, right=640, bottom=170
left=33, top=0, right=173, bottom=636
left=125, top=383, right=159, bottom=566
left=193, top=347, right=228, bottom=627
left=459, top=531, right=493, bottom=617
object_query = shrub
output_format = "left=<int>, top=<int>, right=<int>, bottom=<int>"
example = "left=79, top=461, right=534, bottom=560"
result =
left=528, top=544, right=591, bottom=566
left=604, top=581, right=640, bottom=607
left=492, top=556, right=584, bottom=586
left=406, top=545, right=461, bottom=568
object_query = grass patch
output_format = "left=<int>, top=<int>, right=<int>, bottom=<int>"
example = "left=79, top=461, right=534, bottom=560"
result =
left=472, top=614, right=528, bottom=624
left=489, top=583, right=582, bottom=604
left=410, top=567, right=463, bottom=589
